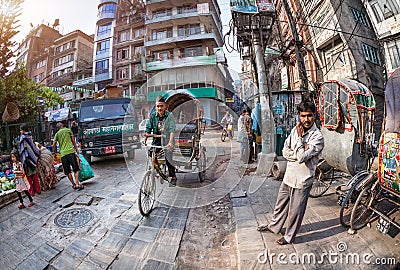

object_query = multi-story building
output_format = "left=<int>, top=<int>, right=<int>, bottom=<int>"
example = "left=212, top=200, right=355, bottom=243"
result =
left=47, top=30, right=94, bottom=110
left=142, top=0, right=229, bottom=122
left=363, top=0, right=400, bottom=75
left=16, top=23, right=62, bottom=83
left=270, top=0, right=385, bottom=139
left=93, top=0, right=118, bottom=91
left=114, top=0, right=146, bottom=98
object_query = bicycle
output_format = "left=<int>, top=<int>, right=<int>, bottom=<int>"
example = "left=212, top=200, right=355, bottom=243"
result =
left=221, top=122, right=233, bottom=142
left=138, top=135, right=170, bottom=216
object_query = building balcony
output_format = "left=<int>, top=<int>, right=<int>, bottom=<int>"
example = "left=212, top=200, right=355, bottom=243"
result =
left=95, top=32, right=113, bottom=42
left=95, top=51, right=111, bottom=61
left=145, top=10, right=198, bottom=25
left=72, top=77, right=93, bottom=87
left=94, top=72, right=112, bottom=82
left=145, top=54, right=216, bottom=71
left=145, top=31, right=219, bottom=48
left=97, top=12, right=116, bottom=25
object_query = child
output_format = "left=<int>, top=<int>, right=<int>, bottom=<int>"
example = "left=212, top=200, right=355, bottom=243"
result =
left=10, top=150, right=34, bottom=209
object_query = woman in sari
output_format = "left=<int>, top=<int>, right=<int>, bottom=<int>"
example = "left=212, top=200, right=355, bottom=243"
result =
left=35, top=142, right=58, bottom=190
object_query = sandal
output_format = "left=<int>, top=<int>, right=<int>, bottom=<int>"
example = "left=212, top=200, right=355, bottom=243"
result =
left=76, top=185, right=84, bottom=190
left=277, top=237, right=290, bottom=245
left=257, top=225, right=275, bottom=233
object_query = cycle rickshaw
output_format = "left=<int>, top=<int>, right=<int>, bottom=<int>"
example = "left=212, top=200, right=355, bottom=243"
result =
left=310, top=78, right=379, bottom=228
left=311, top=78, right=376, bottom=196
left=346, top=68, right=400, bottom=236
left=138, top=93, right=207, bottom=216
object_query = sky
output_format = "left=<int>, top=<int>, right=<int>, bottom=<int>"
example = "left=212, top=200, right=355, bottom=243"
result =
left=15, top=0, right=242, bottom=73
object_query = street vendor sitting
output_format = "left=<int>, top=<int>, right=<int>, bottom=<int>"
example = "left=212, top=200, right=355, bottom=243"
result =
left=145, top=95, right=177, bottom=186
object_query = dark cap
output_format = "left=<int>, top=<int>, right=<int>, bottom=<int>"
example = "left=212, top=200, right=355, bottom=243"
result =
left=156, top=95, right=166, bottom=103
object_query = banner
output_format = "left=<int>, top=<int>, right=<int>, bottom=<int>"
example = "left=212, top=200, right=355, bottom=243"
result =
left=230, top=0, right=258, bottom=13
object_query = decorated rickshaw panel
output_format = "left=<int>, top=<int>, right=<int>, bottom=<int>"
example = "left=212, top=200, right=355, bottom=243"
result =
left=378, top=132, right=400, bottom=193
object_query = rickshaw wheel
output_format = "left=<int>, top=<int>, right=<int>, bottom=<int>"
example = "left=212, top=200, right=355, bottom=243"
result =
left=350, top=185, right=378, bottom=230
left=309, top=165, right=334, bottom=198
left=198, top=151, right=206, bottom=182
left=138, top=170, right=156, bottom=216
left=339, top=172, right=375, bottom=228
left=339, top=184, right=361, bottom=227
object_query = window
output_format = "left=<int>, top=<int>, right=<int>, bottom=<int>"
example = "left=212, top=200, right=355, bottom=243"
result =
left=98, top=23, right=112, bottom=36
left=370, top=0, right=400, bottom=22
left=133, top=64, right=142, bottom=75
left=118, top=30, right=130, bottom=42
left=151, top=28, right=172, bottom=40
left=35, top=59, right=46, bottom=69
left=34, top=72, right=44, bottom=83
left=117, top=67, right=129, bottom=80
left=55, top=41, right=75, bottom=54
left=349, top=7, right=369, bottom=26
left=153, top=8, right=172, bottom=18
left=178, top=24, right=201, bottom=36
left=98, top=3, right=116, bottom=16
left=54, top=53, right=74, bottom=67
left=134, top=28, right=145, bottom=38
left=134, top=46, right=144, bottom=56
left=184, top=47, right=202, bottom=57
left=96, top=40, right=110, bottom=55
left=388, top=44, right=400, bottom=69
left=117, top=48, right=129, bottom=60
left=178, top=4, right=197, bottom=14
left=361, top=43, right=379, bottom=64
left=95, top=59, right=109, bottom=74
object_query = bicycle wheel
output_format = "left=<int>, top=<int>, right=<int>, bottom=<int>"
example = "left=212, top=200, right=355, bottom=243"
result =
left=350, top=185, right=377, bottom=231
left=309, top=167, right=334, bottom=198
left=138, top=170, right=156, bottom=216
left=221, top=131, right=227, bottom=142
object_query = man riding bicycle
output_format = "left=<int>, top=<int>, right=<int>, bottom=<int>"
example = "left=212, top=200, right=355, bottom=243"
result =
left=221, top=111, right=233, bottom=127
left=145, top=95, right=177, bottom=186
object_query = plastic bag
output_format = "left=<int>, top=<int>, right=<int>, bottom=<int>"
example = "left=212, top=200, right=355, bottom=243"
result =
left=78, top=154, right=94, bottom=182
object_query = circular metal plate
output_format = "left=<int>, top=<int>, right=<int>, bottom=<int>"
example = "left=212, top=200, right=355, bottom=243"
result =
left=54, top=208, right=94, bottom=228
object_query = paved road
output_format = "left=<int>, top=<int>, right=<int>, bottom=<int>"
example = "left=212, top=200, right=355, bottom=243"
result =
left=0, top=130, right=399, bottom=270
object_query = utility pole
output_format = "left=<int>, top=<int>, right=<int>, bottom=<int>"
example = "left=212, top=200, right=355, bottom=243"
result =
left=282, top=0, right=309, bottom=99
left=230, top=3, right=276, bottom=175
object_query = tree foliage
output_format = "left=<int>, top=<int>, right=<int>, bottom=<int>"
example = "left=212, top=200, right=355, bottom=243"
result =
left=0, top=63, right=64, bottom=122
left=0, top=0, right=23, bottom=77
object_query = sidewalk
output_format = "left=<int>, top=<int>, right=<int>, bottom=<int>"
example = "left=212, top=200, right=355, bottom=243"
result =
left=230, top=163, right=400, bottom=270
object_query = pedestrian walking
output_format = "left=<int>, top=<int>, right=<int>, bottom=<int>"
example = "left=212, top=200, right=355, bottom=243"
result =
left=35, top=142, right=58, bottom=190
left=71, top=113, right=79, bottom=144
left=241, top=109, right=254, bottom=163
left=52, top=121, right=84, bottom=190
left=257, top=100, right=324, bottom=245
left=10, top=150, right=34, bottom=209
left=237, top=110, right=245, bottom=160
left=145, top=95, right=177, bottom=186
left=18, top=124, right=41, bottom=196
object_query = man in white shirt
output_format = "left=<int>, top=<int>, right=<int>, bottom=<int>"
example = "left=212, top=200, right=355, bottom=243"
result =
left=257, top=100, right=324, bottom=245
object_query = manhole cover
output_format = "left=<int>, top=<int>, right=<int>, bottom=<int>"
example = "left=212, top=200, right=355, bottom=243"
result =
left=54, top=208, right=94, bottom=228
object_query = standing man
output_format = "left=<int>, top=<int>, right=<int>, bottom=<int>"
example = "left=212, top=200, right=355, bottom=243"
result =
left=257, top=100, right=324, bottom=245
left=18, top=124, right=41, bottom=196
left=145, top=96, right=177, bottom=186
left=52, top=121, right=84, bottom=190
left=242, top=109, right=254, bottom=163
